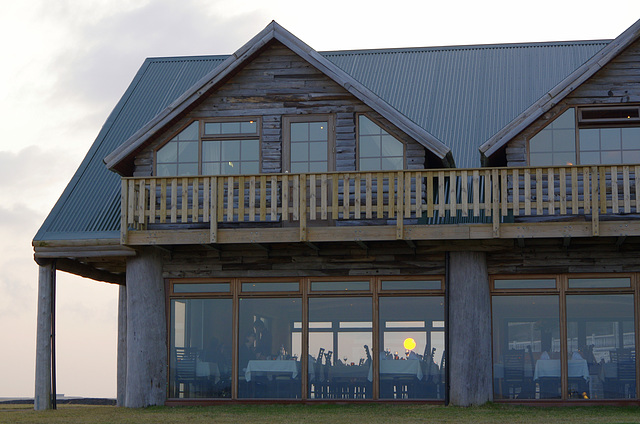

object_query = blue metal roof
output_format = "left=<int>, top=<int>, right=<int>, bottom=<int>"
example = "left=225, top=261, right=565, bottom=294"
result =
left=34, top=40, right=609, bottom=241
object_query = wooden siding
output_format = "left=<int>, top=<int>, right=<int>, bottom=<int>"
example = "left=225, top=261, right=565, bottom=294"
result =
left=156, top=237, right=640, bottom=280
left=133, top=41, right=427, bottom=177
left=505, top=38, right=640, bottom=167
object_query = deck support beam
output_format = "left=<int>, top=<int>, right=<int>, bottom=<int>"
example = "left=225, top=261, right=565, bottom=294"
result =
left=448, top=251, right=492, bottom=406
left=117, top=285, right=127, bottom=406
left=125, top=247, right=166, bottom=407
left=35, top=261, right=55, bottom=410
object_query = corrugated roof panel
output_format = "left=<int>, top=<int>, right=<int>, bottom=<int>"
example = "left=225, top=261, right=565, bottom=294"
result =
left=324, top=41, right=608, bottom=167
left=35, top=41, right=609, bottom=241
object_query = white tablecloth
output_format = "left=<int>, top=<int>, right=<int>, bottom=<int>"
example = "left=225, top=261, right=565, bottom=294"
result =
left=368, top=360, right=424, bottom=382
left=534, top=359, right=589, bottom=381
left=196, top=360, right=221, bottom=383
left=245, top=360, right=306, bottom=382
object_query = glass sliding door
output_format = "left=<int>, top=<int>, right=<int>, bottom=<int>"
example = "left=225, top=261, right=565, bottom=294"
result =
left=566, top=294, right=636, bottom=399
left=169, top=298, right=233, bottom=398
left=378, top=296, right=445, bottom=399
left=308, top=297, right=372, bottom=399
left=492, top=295, right=561, bottom=399
left=237, top=297, right=302, bottom=399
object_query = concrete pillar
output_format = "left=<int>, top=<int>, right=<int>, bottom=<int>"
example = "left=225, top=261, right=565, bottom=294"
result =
left=34, top=262, right=53, bottom=410
left=448, top=251, right=492, bottom=406
left=117, top=284, right=127, bottom=406
left=125, top=247, right=166, bottom=407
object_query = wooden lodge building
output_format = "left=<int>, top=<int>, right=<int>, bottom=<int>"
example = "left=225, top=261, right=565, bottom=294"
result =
left=34, top=20, right=640, bottom=408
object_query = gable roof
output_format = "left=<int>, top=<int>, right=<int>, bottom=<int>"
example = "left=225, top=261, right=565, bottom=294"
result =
left=34, top=28, right=611, bottom=243
left=104, top=21, right=454, bottom=174
left=480, top=18, right=640, bottom=159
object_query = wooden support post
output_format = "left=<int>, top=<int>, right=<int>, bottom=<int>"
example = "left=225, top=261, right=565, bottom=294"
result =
left=592, top=166, right=600, bottom=236
left=448, top=252, right=492, bottom=406
left=117, top=285, right=127, bottom=407
left=35, top=261, right=55, bottom=410
left=125, top=248, right=166, bottom=407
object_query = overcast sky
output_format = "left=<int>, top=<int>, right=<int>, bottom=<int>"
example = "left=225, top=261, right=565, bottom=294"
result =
left=1, top=0, right=639, bottom=399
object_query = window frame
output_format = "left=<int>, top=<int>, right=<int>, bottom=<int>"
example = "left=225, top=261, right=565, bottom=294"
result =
left=356, top=113, right=406, bottom=171
left=527, top=104, right=640, bottom=166
left=154, top=117, right=262, bottom=176
left=282, top=114, right=335, bottom=174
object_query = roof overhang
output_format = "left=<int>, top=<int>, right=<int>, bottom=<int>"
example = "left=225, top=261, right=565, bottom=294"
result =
left=479, top=18, right=640, bottom=160
left=104, top=21, right=452, bottom=175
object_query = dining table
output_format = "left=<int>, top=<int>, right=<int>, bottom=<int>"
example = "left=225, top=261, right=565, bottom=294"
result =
left=369, top=359, right=424, bottom=382
left=245, top=360, right=314, bottom=382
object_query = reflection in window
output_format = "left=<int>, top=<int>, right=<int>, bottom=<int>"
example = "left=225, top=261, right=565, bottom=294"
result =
left=308, top=297, right=372, bottom=399
left=492, top=296, right=561, bottom=399
left=157, top=121, right=200, bottom=176
left=579, top=127, right=640, bottom=165
left=169, top=298, right=232, bottom=398
left=156, top=119, right=260, bottom=176
left=529, top=108, right=576, bottom=166
left=238, top=297, right=302, bottom=399
left=358, top=115, right=404, bottom=171
left=379, top=297, right=445, bottom=399
left=566, top=294, right=636, bottom=399
left=290, top=121, right=328, bottom=173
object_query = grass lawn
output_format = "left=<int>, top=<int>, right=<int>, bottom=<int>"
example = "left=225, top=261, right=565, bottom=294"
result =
left=2, top=403, right=640, bottom=424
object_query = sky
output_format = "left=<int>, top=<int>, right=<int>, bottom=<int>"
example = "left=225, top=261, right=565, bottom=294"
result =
left=1, top=0, right=639, bottom=399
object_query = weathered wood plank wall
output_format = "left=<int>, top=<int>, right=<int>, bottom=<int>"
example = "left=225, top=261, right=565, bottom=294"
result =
left=133, top=41, right=427, bottom=176
left=158, top=238, right=640, bottom=280
left=505, top=39, right=640, bottom=167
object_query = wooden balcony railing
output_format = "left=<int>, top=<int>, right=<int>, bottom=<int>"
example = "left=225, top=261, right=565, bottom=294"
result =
left=121, top=165, right=640, bottom=244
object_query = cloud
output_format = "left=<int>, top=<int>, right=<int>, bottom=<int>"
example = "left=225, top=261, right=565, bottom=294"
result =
left=45, top=0, right=268, bottom=115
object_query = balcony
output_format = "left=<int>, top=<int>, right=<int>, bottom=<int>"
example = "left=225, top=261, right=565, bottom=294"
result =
left=121, top=165, right=640, bottom=246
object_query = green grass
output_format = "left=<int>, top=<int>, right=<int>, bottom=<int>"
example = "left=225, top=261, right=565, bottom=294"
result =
left=2, top=403, right=640, bottom=424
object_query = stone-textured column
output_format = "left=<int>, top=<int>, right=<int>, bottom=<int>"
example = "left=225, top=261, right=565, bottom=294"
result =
left=34, top=262, right=53, bottom=410
left=117, top=284, right=127, bottom=406
left=448, top=251, right=492, bottom=406
left=125, top=247, right=166, bottom=407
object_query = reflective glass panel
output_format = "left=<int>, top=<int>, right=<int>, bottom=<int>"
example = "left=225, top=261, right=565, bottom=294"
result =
left=311, top=281, right=370, bottom=291
left=379, top=297, right=445, bottom=399
left=238, top=298, right=302, bottom=399
left=169, top=298, right=232, bottom=398
left=566, top=294, right=635, bottom=399
left=492, top=295, right=561, bottom=399
left=308, top=297, right=373, bottom=399
left=529, top=108, right=576, bottom=166
left=289, top=121, right=328, bottom=173
left=173, top=283, right=230, bottom=293
left=358, top=115, right=403, bottom=171
left=568, top=278, right=630, bottom=289
left=242, top=282, right=300, bottom=292
left=381, top=280, right=442, bottom=291
left=494, top=279, right=556, bottom=289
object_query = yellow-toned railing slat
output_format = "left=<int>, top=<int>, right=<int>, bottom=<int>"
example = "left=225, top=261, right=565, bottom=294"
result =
left=121, top=165, right=640, bottom=241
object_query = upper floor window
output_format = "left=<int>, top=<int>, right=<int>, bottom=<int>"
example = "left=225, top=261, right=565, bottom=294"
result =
left=358, top=115, right=404, bottom=171
left=529, top=106, right=640, bottom=166
left=156, top=118, right=260, bottom=176
left=283, top=115, right=334, bottom=173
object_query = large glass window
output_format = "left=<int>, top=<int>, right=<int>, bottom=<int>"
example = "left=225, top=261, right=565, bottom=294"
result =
left=286, top=117, right=331, bottom=173
left=566, top=294, right=636, bottom=399
left=529, top=108, right=576, bottom=166
left=358, top=115, right=404, bottom=171
left=238, top=297, right=302, bottom=399
left=169, top=298, right=233, bottom=398
left=492, top=295, right=561, bottom=399
left=528, top=106, right=640, bottom=166
left=156, top=119, right=260, bottom=176
left=308, top=297, right=373, bottom=399
left=379, top=297, right=445, bottom=399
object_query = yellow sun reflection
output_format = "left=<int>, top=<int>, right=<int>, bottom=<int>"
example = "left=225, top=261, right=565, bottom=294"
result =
left=403, top=337, right=416, bottom=351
